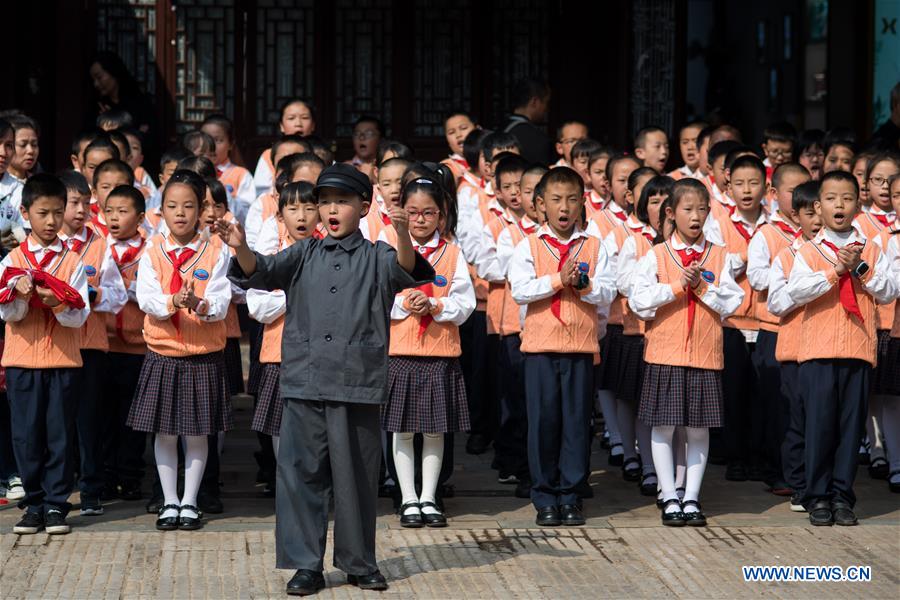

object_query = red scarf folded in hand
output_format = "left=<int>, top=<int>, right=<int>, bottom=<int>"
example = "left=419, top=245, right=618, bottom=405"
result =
left=413, top=240, right=446, bottom=338
left=820, top=240, right=864, bottom=323
left=541, top=235, right=580, bottom=324
left=674, top=246, right=700, bottom=348
left=0, top=267, right=85, bottom=310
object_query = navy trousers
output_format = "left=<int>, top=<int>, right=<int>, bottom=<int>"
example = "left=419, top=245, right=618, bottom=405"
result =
left=0, top=393, right=17, bottom=482
left=779, top=361, right=805, bottom=492
left=494, top=334, right=528, bottom=479
left=104, top=352, right=147, bottom=486
left=752, top=330, right=788, bottom=481
left=6, top=367, right=79, bottom=514
left=798, top=359, right=869, bottom=507
left=459, top=311, right=498, bottom=441
left=523, top=353, right=593, bottom=509
left=721, top=327, right=759, bottom=464
left=76, top=350, right=107, bottom=497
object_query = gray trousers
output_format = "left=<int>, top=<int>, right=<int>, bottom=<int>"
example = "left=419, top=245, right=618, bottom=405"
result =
left=275, top=398, right=381, bottom=574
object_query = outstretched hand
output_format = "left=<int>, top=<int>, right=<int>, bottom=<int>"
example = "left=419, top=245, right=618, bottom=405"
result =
left=212, top=219, right=247, bottom=250
left=389, top=205, right=409, bottom=232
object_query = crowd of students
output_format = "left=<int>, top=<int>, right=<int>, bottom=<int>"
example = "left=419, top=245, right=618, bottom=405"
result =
left=0, top=89, right=898, bottom=558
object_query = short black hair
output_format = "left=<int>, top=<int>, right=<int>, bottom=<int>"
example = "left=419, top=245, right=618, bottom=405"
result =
left=22, top=173, right=66, bottom=210
left=819, top=169, right=859, bottom=197
left=791, top=180, right=820, bottom=212
left=71, top=128, right=102, bottom=158
left=279, top=180, right=316, bottom=211
left=205, top=177, right=228, bottom=208
left=83, top=137, right=120, bottom=163
left=271, top=134, right=312, bottom=159
left=493, top=154, right=529, bottom=184
left=796, top=129, right=825, bottom=155
left=463, top=129, right=491, bottom=170
left=762, top=121, right=797, bottom=146
left=708, top=140, right=741, bottom=167
left=376, top=140, right=414, bottom=166
left=555, top=120, right=588, bottom=141
left=96, top=108, right=133, bottom=130
left=697, top=124, right=717, bottom=151
left=634, top=126, right=667, bottom=149
left=587, top=147, right=613, bottom=167
left=635, top=174, right=675, bottom=227
left=571, top=139, right=602, bottom=163
left=58, top=169, right=91, bottom=197
left=108, top=129, right=132, bottom=158
left=163, top=169, right=207, bottom=204
left=771, top=163, right=810, bottom=189
left=605, top=153, right=641, bottom=184
left=303, top=135, right=334, bottom=165
left=160, top=146, right=192, bottom=170
left=276, top=152, right=325, bottom=178
left=93, top=159, right=135, bottom=189
left=537, top=166, right=584, bottom=198
left=176, top=155, right=217, bottom=180
left=510, top=77, right=550, bottom=110
left=378, top=156, right=412, bottom=174
left=107, top=183, right=146, bottom=214
left=183, top=130, right=216, bottom=156
left=728, top=154, right=766, bottom=179
left=353, top=115, right=385, bottom=136
left=481, top=131, right=520, bottom=162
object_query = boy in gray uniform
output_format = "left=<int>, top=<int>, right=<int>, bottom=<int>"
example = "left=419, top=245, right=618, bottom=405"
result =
left=221, top=164, right=434, bottom=596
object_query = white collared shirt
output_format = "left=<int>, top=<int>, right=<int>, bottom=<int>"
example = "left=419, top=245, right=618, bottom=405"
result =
left=767, top=236, right=807, bottom=317
left=246, top=234, right=290, bottom=327
left=628, top=235, right=744, bottom=320
left=509, top=224, right=616, bottom=310
left=107, top=233, right=146, bottom=302
left=58, top=227, right=128, bottom=316
left=746, top=213, right=798, bottom=292
left=616, top=221, right=658, bottom=297
left=217, top=161, right=254, bottom=224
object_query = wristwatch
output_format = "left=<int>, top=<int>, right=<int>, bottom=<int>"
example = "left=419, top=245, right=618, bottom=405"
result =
left=852, top=260, right=870, bottom=279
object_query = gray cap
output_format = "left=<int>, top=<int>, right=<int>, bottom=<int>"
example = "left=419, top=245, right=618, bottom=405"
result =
left=313, top=163, right=371, bottom=201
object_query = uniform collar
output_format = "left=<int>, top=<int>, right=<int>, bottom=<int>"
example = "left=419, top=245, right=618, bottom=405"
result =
left=59, top=226, right=90, bottom=243
left=163, top=233, right=203, bottom=253
left=816, top=228, right=865, bottom=250
left=536, top=224, right=588, bottom=243
left=626, top=215, right=657, bottom=237
left=670, top=233, right=706, bottom=254
left=321, top=229, right=365, bottom=252
left=730, top=208, right=768, bottom=232
left=110, top=233, right=144, bottom=249
left=869, top=205, right=897, bottom=221
left=27, top=236, right=64, bottom=254
left=412, top=231, right=441, bottom=250
left=608, top=201, right=626, bottom=217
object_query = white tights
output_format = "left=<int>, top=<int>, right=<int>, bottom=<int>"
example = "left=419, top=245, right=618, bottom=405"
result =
left=651, top=426, right=708, bottom=514
left=393, top=432, right=444, bottom=515
left=155, top=434, right=208, bottom=519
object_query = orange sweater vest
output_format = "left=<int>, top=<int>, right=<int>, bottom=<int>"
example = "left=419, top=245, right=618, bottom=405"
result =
left=520, top=234, right=601, bottom=355
left=218, top=163, right=249, bottom=197
left=795, top=241, right=880, bottom=366
left=642, top=241, right=728, bottom=370
left=485, top=215, right=521, bottom=335
left=76, top=231, right=110, bottom=351
left=773, top=247, right=802, bottom=363
left=621, top=230, right=652, bottom=336
left=107, top=243, right=147, bottom=355
left=713, top=212, right=759, bottom=331
left=2, top=247, right=84, bottom=368
left=874, top=228, right=895, bottom=331
left=589, top=209, right=626, bottom=325
left=389, top=242, right=463, bottom=358
left=142, top=236, right=227, bottom=357
left=754, top=223, right=796, bottom=332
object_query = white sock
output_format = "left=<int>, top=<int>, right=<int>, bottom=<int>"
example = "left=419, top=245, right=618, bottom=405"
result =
left=616, top=399, right=637, bottom=461
left=880, top=395, right=900, bottom=475
left=682, top=427, right=709, bottom=513
left=272, top=435, right=280, bottom=459
left=154, top=434, right=180, bottom=519
left=651, top=426, right=678, bottom=513
left=180, top=435, right=208, bottom=518
left=867, top=395, right=885, bottom=461
left=420, top=433, right=444, bottom=514
left=636, top=420, right=654, bottom=475
left=596, top=389, right=621, bottom=446
left=392, top=433, right=419, bottom=514
left=674, top=426, right=687, bottom=490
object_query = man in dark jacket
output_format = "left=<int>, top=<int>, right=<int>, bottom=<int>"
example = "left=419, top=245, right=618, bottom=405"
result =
left=499, top=78, right=554, bottom=165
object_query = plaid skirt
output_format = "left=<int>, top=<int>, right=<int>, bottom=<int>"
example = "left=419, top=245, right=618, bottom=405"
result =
left=615, top=335, right=646, bottom=404
left=252, top=363, right=283, bottom=436
left=596, top=324, right=625, bottom=391
left=246, top=324, right=265, bottom=397
left=639, top=363, right=723, bottom=428
left=224, top=337, right=245, bottom=395
left=871, top=330, right=893, bottom=395
left=127, top=351, right=234, bottom=436
left=382, top=357, right=470, bottom=433
left=882, top=336, right=900, bottom=396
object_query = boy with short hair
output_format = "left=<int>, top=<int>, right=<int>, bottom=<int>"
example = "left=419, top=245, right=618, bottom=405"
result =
left=761, top=121, right=798, bottom=179
left=1, top=174, right=90, bottom=535
left=634, top=126, right=669, bottom=173
left=509, top=167, right=616, bottom=527
left=569, top=139, right=603, bottom=192
left=785, top=170, right=897, bottom=526
left=669, top=121, right=707, bottom=180
left=91, top=159, right=135, bottom=237
left=222, top=163, right=435, bottom=595
left=554, top=121, right=588, bottom=168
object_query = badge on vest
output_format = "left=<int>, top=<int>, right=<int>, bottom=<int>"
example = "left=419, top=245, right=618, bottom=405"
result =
left=701, top=270, right=715, bottom=283
left=84, top=265, right=97, bottom=277
left=433, top=275, right=448, bottom=287
left=226, top=185, right=235, bottom=194
left=193, top=269, right=210, bottom=281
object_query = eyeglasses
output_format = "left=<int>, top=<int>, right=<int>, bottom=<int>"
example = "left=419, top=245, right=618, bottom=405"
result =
left=353, top=130, right=379, bottom=140
left=407, top=209, right=440, bottom=220
left=868, top=175, right=891, bottom=188
left=801, top=150, right=824, bottom=159
left=767, top=148, right=792, bottom=158
left=558, top=138, right=580, bottom=145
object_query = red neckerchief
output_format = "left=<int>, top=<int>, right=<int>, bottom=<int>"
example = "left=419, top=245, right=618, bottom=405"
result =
left=90, top=202, right=100, bottom=216
left=20, top=242, right=58, bottom=271
left=166, top=246, right=198, bottom=332
left=820, top=239, right=864, bottom=323
left=518, top=219, right=537, bottom=235
left=413, top=239, right=446, bottom=338
left=609, top=207, right=627, bottom=222
left=91, top=214, right=109, bottom=237
left=451, top=155, right=469, bottom=170
left=869, top=211, right=893, bottom=229
left=540, top=234, right=580, bottom=324
left=629, top=222, right=655, bottom=244
left=380, top=211, right=392, bottom=227
left=731, top=218, right=754, bottom=242
left=111, top=237, right=146, bottom=342
left=673, top=243, right=702, bottom=348
left=773, top=219, right=800, bottom=238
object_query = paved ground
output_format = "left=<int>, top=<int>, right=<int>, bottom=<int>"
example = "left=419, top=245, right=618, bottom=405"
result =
left=1, top=395, right=898, bottom=599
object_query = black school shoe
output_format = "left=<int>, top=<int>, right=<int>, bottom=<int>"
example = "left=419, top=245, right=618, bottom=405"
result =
left=660, top=499, right=686, bottom=527
left=286, top=570, right=325, bottom=596
left=178, top=504, right=203, bottom=530
left=420, top=502, right=447, bottom=528
left=45, top=509, right=71, bottom=535
left=830, top=501, right=858, bottom=526
left=535, top=506, right=562, bottom=527
left=559, top=504, right=586, bottom=526
left=80, top=495, right=104, bottom=516
left=156, top=504, right=181, bottom=531
left=13, top=511, right=44, bottom=535
left=681, top=500, right=707, bottom=526
left=398, top=502, right=424, bottom=528
left=347, top=570, right=388, bottom=591
left=868, top=457, right=889, bottom=480
left=808, top=499, right=834, bottom=526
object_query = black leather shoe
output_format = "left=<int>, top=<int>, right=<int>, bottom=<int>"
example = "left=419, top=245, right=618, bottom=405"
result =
left=622, top=457, right=641, bottom=482
left=559, top=504, right=586, bottom=526
left=347, top=570, right=388, bottom=591
left=868, top=457, right=889, bottom=480
left=639, top=472, right=658, bottom=497
left=661, top=499, right=686, bottom=526
left=808, top=499, right=834, bottom=526
left=198, top=490, right=224, bottom=514
left=286, top=570, right=325, bottom=596
left=178, top=504, right=203, bottom=530
left=399, top=502, right=423, bottom=528
left=681, top=500, right=707, bottom=526
left=420, top=502, right=447, bottom=527
left=514, top=478, right=532, bottom=499
left=535, top=506, right=561, bottom=527
left=155, top=504, right=180, bottom=531
left=831, top=501, right=858, bottom=526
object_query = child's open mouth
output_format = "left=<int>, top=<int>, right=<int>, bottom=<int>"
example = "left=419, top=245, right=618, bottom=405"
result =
left=558, top=215, right=570, bottom=225
left=328, top=218, right=340, bottom=231
left=833, top=212, right=846, bottom=224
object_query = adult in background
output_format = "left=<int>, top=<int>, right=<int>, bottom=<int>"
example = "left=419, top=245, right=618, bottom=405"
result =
left=500, top=78, right=554, bottom=166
